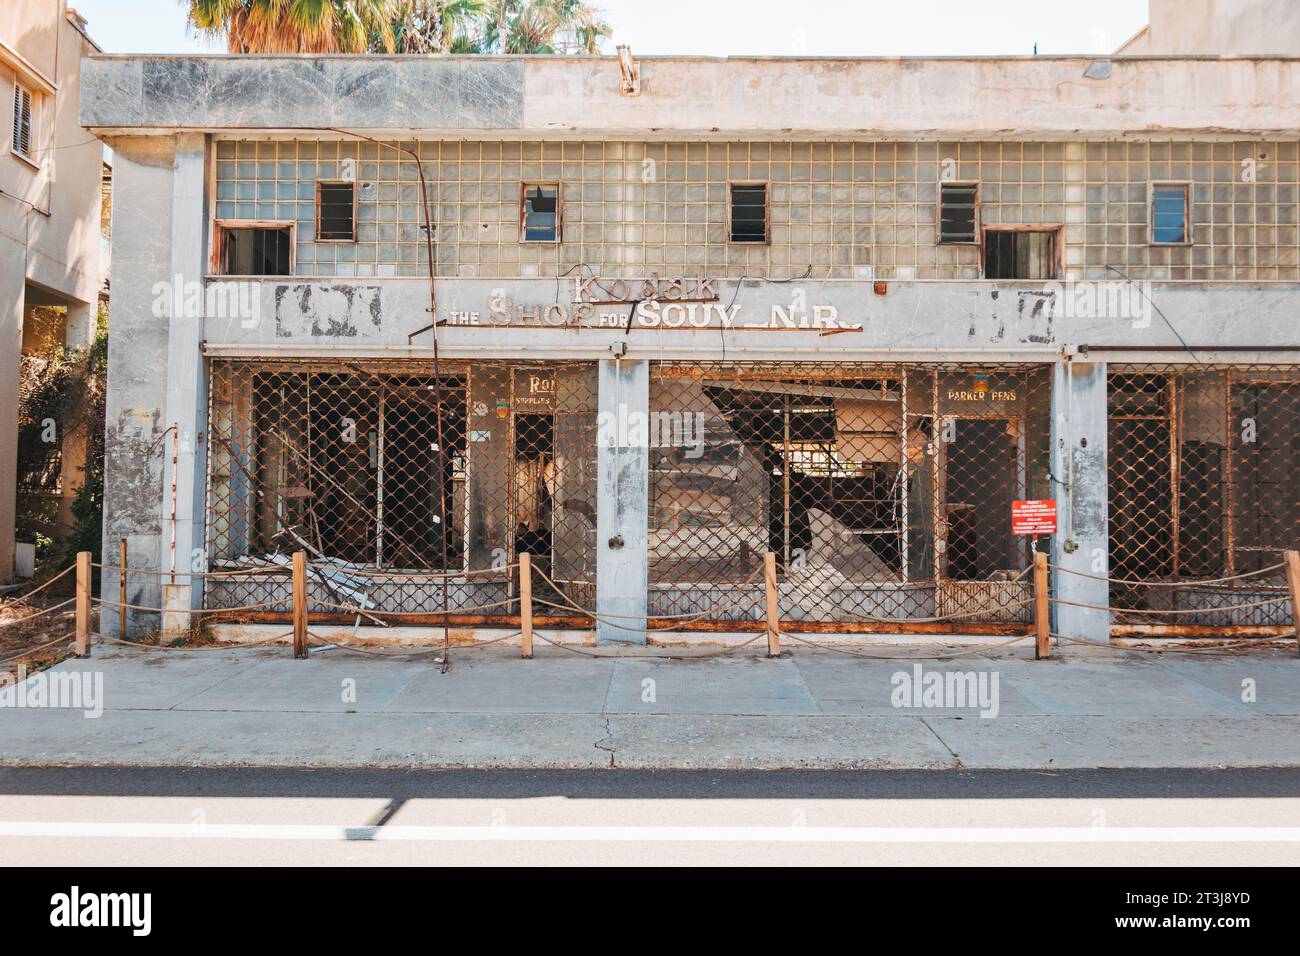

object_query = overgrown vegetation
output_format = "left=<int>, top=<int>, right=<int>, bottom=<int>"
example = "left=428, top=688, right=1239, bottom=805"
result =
left=15, top=304, right=108, bottom=576
left=185, top=0, right=611, bottom=54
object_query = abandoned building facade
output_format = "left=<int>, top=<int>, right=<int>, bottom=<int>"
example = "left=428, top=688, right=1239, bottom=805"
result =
left=80, top=50, right=1300, bottom=645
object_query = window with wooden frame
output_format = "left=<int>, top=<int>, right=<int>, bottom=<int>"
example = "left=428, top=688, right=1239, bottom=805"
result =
left=520, top=183, right=560, bottom=242
left=213, top=221, right=295, bottom=276
left=11, top=82, right=35, bottom=162
left=316, top=181, right=356, bottom=241
left=1150, top=182, right=1192, bottom=245
left=982, top=226, right=1063, bottom=280
left=938, top=182, right=979, bottom=243
left=729, top=181, right=769, bottom=243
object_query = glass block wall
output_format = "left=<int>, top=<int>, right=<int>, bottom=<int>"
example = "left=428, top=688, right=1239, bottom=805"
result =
left=212, top=138, right=1300, bottom=281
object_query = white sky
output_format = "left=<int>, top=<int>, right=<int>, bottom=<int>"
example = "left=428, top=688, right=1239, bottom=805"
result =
left=74, top=0, right=1151, bottom=56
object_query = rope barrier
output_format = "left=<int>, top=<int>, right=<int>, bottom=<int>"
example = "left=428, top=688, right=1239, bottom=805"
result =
left=93, top=564, right=290, bottom=579
left=303, top=562, right=518, bottom=581
left=1055, top=633, right=1294, bottom=656
left=530, top=629, right=767, bottom=658
left=1, top=564, right=75, bottom=603
left=780, top=631, right=1034, bottom=661
left=1051, top=596, right=1289, bottom=615
left=90, top=597, right=286, bottom=615
left=1049, top=562, right=1286, bottom=586
left=311, top=597, right=521, bottom=618
left=0, top=597, right=77, bottom=629
left=98, top=632, right=296, bottom=651
left=836, top=598, right=1033, bottom=626
left=306, top=631, right=524, bottom=655
left=532, top=564, right=766, bottom=627
left=0, top=633, right=74, bottom=667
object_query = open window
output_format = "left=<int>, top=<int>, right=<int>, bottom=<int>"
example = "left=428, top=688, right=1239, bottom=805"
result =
left=1150, top=182, right=1191, bottom=245
left=11, top=82, right=35, bottom=162
left=938, top=182, right=979, bottom=244
left=729, top=182, right=769, bottom=243
left=520, top=183, right=560, bottom=242
left=982, top=227, right=1062, bottom=280
left=214, top=221, right=295, bottom=276
left=316, top=181, right=356, bottom=241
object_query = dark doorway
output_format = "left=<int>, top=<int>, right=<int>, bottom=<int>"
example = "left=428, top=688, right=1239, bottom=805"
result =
left=513, top=413, right=555, bottom=566
left=944, top=418, right=1018, bottom=579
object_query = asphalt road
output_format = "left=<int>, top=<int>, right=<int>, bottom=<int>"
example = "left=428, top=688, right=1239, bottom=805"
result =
left=2, top=767, right=1297, bottom=865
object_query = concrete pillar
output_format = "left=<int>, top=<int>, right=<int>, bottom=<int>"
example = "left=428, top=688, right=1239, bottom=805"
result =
left=595, top=358, right=649, bottom=645
left=161, top=582, right=192, bottom=643
left=0, top=252, right=24, bottom=580
left=1051, top=358, right=1110, bottom=644
left=65, top=300, right=97, bottom=350
left=158, top=133, right=210, bottom=610
left=99, top=136, right=179, bottom=636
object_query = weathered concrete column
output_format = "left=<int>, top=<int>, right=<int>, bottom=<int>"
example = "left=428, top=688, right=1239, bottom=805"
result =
left=100, top=136, right=179, bottom=637
left=0, top=254, right=25, bottom=580
left=596, top=358, right=649, bottom=645
left=1051, top=358, right=1110, bottom=645
left=157, top=133, right=210, bottom=612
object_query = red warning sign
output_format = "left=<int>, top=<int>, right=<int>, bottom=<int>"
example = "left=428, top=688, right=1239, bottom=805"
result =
left=1011, top=499, right=1057, bottom=536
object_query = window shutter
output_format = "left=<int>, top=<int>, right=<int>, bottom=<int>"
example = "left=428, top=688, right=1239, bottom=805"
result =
left=12, top=85, right=33, bottom=157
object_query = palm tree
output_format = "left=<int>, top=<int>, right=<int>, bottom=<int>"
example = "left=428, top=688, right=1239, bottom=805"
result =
left=388, top=0, right=487, bottom=53
left=185, top=0, right=395, bottom=53
left=185, top=0, right=610, bottom=55
left=478, top=0, right=611, bottom=55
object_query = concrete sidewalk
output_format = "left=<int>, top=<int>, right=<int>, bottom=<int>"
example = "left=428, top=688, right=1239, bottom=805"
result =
left=1, top=644, right=1298, bottom=770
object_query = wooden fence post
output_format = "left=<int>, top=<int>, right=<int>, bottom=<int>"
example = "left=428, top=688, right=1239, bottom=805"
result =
left=1033, top=551, right=1051, bottom=660
left=520, top=553, right=534, bottom=659
left=292, top=551, right=308, bottom=659
left=118, top=538, right=128, bottom=639
left=75, top=551, right=91, bottom=657
left=764, top=552, right=781, bottom=657
left=1285, top=550, right=1300, bottom=657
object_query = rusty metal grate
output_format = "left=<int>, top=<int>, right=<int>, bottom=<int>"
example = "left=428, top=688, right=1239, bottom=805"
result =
left=204, top=359, right=599, bottom=620
left=1107, top=365, right=1300, bottom=627
left=648, top=363, right=1053, bottom=627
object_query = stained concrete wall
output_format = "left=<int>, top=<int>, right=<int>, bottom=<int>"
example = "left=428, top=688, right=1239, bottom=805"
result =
left=99, top=136, right=176, bottom=635
left=82, top=54, right=1300, bottom=139
left=202, top=277, right=1300, bottom=360
left=1, top=5, right=104, bottom=578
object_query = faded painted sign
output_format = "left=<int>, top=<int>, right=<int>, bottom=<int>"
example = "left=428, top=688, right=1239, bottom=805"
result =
left=273, top=284, right=382, bottom=338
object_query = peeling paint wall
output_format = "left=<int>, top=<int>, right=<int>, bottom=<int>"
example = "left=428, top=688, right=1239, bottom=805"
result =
left=99, top=136, right=176, bottom=635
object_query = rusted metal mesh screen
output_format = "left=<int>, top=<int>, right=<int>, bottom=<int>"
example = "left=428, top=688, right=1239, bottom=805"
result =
left=204, top=360, right=598, bottom=618
left=1108, top=365, right=1299, bottom=627
left=648, top=363, right=1053, bottom=625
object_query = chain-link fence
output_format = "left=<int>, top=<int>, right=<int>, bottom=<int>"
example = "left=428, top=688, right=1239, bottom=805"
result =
left=648, top=363, right=1053, bottom=628
left=200, top=359, right=1297, bottom=635
left=1108, top=365, right=1300, bottom=628
left=204, top=359, right=598, bottom=621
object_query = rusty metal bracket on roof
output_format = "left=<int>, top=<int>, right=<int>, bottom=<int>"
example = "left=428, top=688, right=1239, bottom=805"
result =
left=617, top=45, right=640, bottom=96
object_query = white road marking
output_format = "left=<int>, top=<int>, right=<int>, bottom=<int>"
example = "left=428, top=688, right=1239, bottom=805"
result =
left=2, top=822, right=1299, bottom=843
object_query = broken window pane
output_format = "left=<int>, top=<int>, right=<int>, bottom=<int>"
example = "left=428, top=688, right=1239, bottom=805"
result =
left=522, top=184, right=559, bottom=242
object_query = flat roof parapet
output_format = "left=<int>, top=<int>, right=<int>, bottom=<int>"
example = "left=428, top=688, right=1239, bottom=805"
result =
left=81, top=53, right=1300, bottom=138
